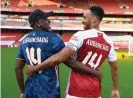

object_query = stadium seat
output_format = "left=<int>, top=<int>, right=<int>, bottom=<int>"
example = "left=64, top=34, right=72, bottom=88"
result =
left=120, top=0, right=133, bottom=12
left=1, top=30, right=24, bottom=47
left=92, top=0, right=125, bottom=14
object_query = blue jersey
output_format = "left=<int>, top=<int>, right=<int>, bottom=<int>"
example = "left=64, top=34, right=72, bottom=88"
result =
left=16, top=30, right=65, bottom=98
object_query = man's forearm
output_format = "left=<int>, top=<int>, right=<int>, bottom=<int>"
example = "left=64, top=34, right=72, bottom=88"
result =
left=34, top=47, right=73, bottom=72
left=15, top=68, right=24, bottom=93
left=34, top=54, right=61, bottom=71
left=111, top=66, right=118, bottom=90
left=109, top=61, right=119, bottom=90
left=65, top=58, right=99, bottom=76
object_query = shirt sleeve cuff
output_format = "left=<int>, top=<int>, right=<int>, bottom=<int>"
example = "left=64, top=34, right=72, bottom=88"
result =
left=66, top=42, right=78, bottom=52
left=16, top=58, right=25, bottom=60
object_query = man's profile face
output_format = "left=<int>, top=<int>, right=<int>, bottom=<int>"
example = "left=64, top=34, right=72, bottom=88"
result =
left=82, top=10, right=92, bottom=30
left=37, top=18, right=51, bottom=31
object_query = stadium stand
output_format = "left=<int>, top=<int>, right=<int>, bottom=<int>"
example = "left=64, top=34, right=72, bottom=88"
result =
left=1, top=30, right=25, bottom=47
left=92, top=0, right=125, bottom=14
left=1, top=0, right=60, bottom=12
left=2, top=17, right=133, bottom=31
left=61, top=33, right=74, bottom=42
left=120, top=0, right=133, bottom=12
left=1, top=0, right=133, bottom=15
left=61, top=0, right=90, bottom=13
left=1, top=0, right=133, bottom=49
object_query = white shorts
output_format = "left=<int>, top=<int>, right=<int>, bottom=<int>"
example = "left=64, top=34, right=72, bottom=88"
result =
left=66, top=94, right=101, bottom=98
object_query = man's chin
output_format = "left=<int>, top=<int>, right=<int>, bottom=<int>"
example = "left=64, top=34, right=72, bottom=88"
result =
left=84, top=27, right=87, bottom=30
left=84, top=26, right=90, bottom=30
left=48, top=27, right=51, bottom=31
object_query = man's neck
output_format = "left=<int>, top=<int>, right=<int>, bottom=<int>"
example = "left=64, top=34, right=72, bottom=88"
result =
left=33, top=28, right=49, bottom=32
left=90, top=24, right=100, bottom=31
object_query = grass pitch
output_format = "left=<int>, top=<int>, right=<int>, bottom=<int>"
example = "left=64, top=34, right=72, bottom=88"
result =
left=1, top=48, right=133, bottom=98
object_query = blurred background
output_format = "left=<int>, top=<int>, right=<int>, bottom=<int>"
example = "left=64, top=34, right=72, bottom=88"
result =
left=1, top=0, right=133, bottom=98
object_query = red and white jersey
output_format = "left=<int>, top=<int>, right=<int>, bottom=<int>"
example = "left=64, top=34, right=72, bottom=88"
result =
left=66, top=29, right=117, bottom=97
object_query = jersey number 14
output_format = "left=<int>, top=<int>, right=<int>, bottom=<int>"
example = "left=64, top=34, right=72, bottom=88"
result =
left=82, top=51, right=102, bottom=69
left=26, top=47, right=41, bottom=65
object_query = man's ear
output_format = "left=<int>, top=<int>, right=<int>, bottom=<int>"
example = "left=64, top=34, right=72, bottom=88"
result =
left=92, top=16, right=97, bottom=23
left=35, top=22, right=41, bottom=27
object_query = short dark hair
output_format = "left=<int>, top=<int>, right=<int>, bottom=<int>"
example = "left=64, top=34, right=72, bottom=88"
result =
left=89, top=5, right=104, bottom=21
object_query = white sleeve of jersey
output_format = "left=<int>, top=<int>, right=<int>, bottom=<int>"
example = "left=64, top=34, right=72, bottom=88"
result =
left=107, top=40, right=117, bottom=62
left=66, top=31, right=83, bottom=52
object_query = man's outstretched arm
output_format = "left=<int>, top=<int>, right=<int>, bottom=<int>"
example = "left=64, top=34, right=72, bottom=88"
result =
left=33, top=47, right=74, bottom=72
left=27, top=47, right=102, bottom=81
left=15, top=59, right=25, bottom=97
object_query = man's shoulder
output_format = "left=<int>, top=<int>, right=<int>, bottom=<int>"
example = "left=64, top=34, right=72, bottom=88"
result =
left=74, top=29, right=98, bottom=39
left=50, top=33, right=62, bottom=40
left=48, top=33, right=64, bottom=46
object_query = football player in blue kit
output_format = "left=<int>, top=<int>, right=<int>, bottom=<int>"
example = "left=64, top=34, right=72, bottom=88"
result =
left=15, top=9, right=102, bottom=98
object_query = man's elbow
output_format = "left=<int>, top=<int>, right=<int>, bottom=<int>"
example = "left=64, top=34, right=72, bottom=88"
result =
left=65, top=59, right=75, bottom=68
left=50, top=52, right=69, bottom=66
left=114, top=66, right=118, bottom=70
left=50, top=58, right=62, bottom=66
left=111, top=64, right=118, bottom=71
